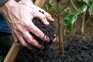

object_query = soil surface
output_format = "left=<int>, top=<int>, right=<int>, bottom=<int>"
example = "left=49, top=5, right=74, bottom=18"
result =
left=14, top=34, right=93, bottom=62
left=0, top=34, right=93, bottom=62
left=0, top=18, right=93, bottom=62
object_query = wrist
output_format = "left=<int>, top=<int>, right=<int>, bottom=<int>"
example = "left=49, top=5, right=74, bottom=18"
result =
left=4, top=0, right=17, bottom=7
left=0, top=0, right=17, bottom=13
left=0, top=0, right=8, bottom=6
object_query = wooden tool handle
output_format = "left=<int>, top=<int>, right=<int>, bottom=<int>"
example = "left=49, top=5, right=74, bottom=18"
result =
left=4, top=0, right=45, bottom=62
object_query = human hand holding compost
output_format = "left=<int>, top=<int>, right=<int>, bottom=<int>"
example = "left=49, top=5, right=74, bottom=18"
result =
left=0, top=0, right=55, bottom=49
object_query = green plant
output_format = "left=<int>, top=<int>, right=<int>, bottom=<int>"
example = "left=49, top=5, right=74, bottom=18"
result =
left=64, top=0, right=93, bottom=33
left=48, top=0, right=69, bottom=56
left=45, top=0, right=93, bottom=55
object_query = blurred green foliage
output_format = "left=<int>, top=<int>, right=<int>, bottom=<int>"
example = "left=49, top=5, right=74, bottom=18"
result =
left=49, top=0, right=93, bottom=31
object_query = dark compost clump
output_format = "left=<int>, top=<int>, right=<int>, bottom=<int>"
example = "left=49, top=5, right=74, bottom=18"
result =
left=14, top=18, right=57, bottom=62
left=30, top=18, right=55, bottom=48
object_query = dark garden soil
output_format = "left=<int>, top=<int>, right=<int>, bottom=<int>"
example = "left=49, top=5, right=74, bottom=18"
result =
left=0, top=18, right=93, bottom=62
left=0, top=34, right=93, bottom=62
left=14, top=34, right=93, bottom=62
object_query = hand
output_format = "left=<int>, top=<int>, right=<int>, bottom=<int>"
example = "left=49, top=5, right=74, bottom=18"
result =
left=18, top=0, right=54, bottom=23
left=0, top=0, right=55, bottom=49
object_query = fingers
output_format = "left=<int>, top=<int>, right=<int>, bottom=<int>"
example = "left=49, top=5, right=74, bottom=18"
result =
left=52, top=38, right=56, bottom=42
left=32, top=5, right=54, bottom=22
left=43, top=11, right=54, bottom=22
left=21, top=31, right=44, bottom=49
left=31, top=10, right=55, bottom=26
left=14, top=30, right=44, bottom=49
left=27, top=22, right=49, bottom=42
left=32, top=11, right=49, bottom=25
left=14, top=30, right=28, bottom=47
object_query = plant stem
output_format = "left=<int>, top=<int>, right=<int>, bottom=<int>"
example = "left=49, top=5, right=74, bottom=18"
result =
left=70, top=0, right=77, bottom=11
left=81, top=12, right=86, bottom=34
left=60, top=0, right=70, bottom=12
left=84, top=16, right=92, bottom=29
left=57, top=3, right=64, bottom=56
left=60, top=0, right=70, bottom=36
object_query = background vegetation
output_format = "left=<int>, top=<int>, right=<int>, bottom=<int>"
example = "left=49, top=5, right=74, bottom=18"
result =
left=43, top=0, right=93, bottom=55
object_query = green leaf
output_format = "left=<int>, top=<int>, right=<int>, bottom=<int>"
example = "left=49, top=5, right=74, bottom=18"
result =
left=90, top=0, right=93, bottom=3
left=78, top=0, right=90, bottom=5
left=78, top=0, right=91, bottom=6
left=89, top=4, right=93, bottom=15
left=77, top=5, right=87, bottom=15
left=65, top=23, right=72, bottom=31
left=64, top=7, right=71, bottom=14
left=50, top=4, right=57, bottom=11
left=49, top=0, right=57, bottom=11
left=83, top=0, right=90, bottom=5
left=49, top=0, right=56, bottom=5
left=78, top=0, right=82, bottom=2
left=64, top=13, right=77, bottom=31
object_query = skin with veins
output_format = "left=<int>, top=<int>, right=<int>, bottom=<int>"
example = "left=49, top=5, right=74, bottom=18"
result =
left=0, top=0, right=55, bottom=49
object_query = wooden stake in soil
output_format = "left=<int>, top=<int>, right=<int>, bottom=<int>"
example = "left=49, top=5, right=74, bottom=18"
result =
left=4, top=43, right=20, bottom=62
left=4, top=0, right=45, bottom=62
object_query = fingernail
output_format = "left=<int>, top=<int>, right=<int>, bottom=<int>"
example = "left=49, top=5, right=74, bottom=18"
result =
left=48, top=16, right=54, bottom=21
left=45, top=21, right=49, bottom=25
left=51, top=18, right=54, bottom=21
left=44, top=36, right=50, bottom=42
left=53, top=38, right=56, bottom=42
left=50, top=17, right=54, bottom=21
left=38, top=45, right=44, bottom=49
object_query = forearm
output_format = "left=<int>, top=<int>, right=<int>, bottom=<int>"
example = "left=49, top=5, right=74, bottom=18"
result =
left=0, top=0, right=33, bottom=10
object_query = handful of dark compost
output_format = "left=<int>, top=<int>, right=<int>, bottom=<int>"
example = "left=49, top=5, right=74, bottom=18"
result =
left=31, top=18, right=55, bottom=49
